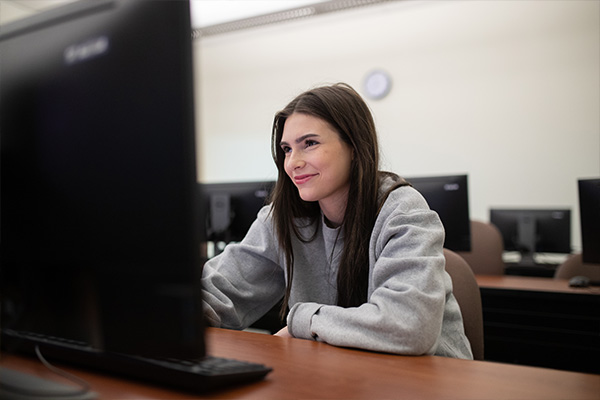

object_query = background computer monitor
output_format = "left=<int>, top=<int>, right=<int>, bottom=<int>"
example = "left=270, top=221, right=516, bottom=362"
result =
left=1, top=0, right=201, bottom=360
left=578, top=178, right=600, bottom=264
left=198, top=181, right=275, bottom=251
left=489, top=209, right=571, bottom=266
left=405, top=174, right=471, bottom=252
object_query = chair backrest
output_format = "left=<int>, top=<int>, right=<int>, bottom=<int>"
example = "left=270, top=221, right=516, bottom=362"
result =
left=457, top=220, right=505, bottom=275
left=444, top=248, right=484, bottom=360
left=554, top=253, right=600, bottom=281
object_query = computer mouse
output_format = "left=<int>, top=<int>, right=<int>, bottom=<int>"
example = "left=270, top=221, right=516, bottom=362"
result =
left=568, top=275, right=590, bottom=288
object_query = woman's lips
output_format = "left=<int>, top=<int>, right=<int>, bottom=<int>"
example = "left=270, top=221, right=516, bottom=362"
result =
left=294, top=174, right=316, bottom=185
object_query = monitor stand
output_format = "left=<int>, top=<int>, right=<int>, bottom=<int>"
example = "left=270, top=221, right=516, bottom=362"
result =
left=517, top=252, right=537, bottom=267
left=516, top=214, right=537, bottom=266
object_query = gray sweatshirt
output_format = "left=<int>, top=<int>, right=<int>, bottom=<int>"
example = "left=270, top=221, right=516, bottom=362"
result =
left=201, top=176, right=474, bottom=359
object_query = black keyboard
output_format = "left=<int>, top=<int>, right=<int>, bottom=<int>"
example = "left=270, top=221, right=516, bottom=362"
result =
left=117, top=353, right=273, bottom=392
left=135, top=353, right=272, bottom=378
left=2, top=329, right=272, bottom=393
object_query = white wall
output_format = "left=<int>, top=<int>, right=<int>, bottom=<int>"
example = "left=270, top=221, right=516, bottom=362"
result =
left=195, top=0, right=600, bottom=252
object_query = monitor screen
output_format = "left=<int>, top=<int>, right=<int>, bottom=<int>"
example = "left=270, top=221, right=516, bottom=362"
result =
left=1, top=0, right=202, bottom=360
left=578, top=178, right=600, bottom=264
left=405, top=174, right=471, bottom=252
left=198, top=181, right=275, bottom=245
left=489, top=209, right=571, bottom=265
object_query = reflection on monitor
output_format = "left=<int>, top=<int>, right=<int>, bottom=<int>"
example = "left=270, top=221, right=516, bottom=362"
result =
left=490, top=209, right=571, bottom=266
left=405, top=174, right=471, bottom=252
left=198, top=181, right=275, bottom=254
left=1, top=0, right=202, bottom=366
left=578, top=178, right=600, bottom=264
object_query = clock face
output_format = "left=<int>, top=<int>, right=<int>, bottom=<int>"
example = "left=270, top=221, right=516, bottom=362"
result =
left=363, top=70, right=392, bottom=100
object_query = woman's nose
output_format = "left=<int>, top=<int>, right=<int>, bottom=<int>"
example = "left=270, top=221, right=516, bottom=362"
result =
left=287, top=151, right=305, bottom=170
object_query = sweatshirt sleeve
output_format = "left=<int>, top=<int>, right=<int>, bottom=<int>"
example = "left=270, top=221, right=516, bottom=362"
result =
left=201, top=206, right=286, bottom=330
left=287, top=187, right=449, bottom=356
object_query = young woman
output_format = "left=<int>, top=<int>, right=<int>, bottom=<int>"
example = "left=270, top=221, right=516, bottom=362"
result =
left=201, top=83, right=473, bottom=359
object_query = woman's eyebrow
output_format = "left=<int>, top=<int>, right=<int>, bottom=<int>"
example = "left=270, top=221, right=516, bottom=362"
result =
left=280, top=133, right=319, bottom=147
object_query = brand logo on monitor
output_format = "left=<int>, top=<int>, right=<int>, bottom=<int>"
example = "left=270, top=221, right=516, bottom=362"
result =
left=254, top=189, right=270, bottom=198
left=443, top=183, right=460, bottom=191
left=64, top=36, right=110, bottom=65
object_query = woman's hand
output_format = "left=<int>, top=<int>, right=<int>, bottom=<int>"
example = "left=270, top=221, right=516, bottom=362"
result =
left=274, top=326, right=293, bottom=338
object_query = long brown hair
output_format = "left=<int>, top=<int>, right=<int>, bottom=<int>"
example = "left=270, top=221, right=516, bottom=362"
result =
left=270, top=83, right=390, bottom=318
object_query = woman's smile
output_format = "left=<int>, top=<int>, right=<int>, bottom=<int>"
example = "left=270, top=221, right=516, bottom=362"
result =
left=293, top=173, right=318, bottom=185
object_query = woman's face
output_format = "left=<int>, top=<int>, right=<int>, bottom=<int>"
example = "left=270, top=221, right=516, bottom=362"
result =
left=280, top=113, right=353, bottom=225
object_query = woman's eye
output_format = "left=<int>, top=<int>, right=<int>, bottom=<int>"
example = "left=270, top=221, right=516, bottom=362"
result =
left=281, top=145, right=291, bottom=154
left=305, top=140, right=318, bottom=148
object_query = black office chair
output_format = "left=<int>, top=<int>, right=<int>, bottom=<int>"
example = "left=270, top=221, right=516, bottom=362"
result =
left=444, top=248, right=484, bottom=361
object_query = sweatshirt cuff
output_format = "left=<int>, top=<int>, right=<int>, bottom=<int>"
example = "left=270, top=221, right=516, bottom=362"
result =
left=287, top=302, right=323, bottom=340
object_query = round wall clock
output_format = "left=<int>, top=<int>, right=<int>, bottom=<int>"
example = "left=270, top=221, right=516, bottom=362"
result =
left=363, top=70, right=392, bottom=100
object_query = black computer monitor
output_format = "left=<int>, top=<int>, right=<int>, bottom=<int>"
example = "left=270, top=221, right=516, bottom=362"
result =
left=578, top=178, right=600, bottom=264
left=405, top=174, right=471, bottom=252
left=489, top=209, right=571, bottom=266
left=1, top=0, right=202, bottom=363
left=198, top=181, right=275, bottom=244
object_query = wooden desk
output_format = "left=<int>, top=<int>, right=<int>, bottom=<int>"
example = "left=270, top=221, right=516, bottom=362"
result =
left=476, top=275, right=600, bottom=294
left=476, top=275, right=600, bottom=374
left=1, top=328, right=599, bottom=399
